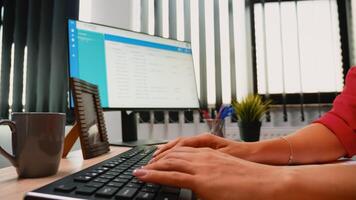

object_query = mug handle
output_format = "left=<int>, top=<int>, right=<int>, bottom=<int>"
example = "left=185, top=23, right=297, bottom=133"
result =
left=0, top=120, right=17, bottom=167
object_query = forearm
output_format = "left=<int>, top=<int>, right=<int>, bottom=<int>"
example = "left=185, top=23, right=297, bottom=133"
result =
left=277, top=162, right=356, bottom=200
left=238, top=123, right=346, bottom=165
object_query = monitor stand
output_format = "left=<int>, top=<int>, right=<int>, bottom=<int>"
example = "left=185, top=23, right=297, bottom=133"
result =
left=110, top=111, right=168, bottom=147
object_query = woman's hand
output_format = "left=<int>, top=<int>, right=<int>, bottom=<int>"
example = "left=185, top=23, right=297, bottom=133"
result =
left=134, top=147, right=287, bottom=200
left=151, top=133, right=251, bottom=163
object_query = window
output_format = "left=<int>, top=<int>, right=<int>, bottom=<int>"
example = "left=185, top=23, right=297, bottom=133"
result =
left=252, top=0, right=349, bottom=104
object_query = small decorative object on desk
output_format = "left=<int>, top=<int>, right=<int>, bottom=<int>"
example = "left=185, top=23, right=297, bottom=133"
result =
left=206, top=118, right=225, bottom=137
left=204, top=105, right=234, bottom=137
left=232, top=94, right=271, bottom=142
left=62, top=78, right=110, bottom=159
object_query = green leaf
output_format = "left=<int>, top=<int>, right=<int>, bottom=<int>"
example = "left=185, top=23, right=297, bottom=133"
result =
left=231, top=94, right=271, bottom=123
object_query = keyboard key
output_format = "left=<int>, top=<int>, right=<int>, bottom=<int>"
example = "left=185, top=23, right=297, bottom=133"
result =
left=96, top=186, right=119, bottom=197
left=103, top=163, right=117, bottom=168
left=111, top=168, right=125, bottom=173
left=126, top=183, right=141, bottom=188
left=115, top=167, right=128, bottom=171
left=155, top=193, right=179, bottom=200
left=91, top=169, right=105, bottom=174
left=130, top=178, right=145, bottom=185
left=115, top=187, right=138, bottom=199
left=54, top=183, right=76, bottom=192
left=86, top=181, right=104, bottom=188
left=121, top=151, right=140, bottom=159
left=113, top=178, right=129, bottom=183
left=75, top=186, right=97, bottom=195
left=85, top=172, right=99, bottom=177
left=123, top=172, right=133, bottom=176
left=119, top=166, right=131, bottom=170
left=119, top=175, right=132, bottom=179
left=74, top=175, right=92, bottom=182
left=144, top=147, right=155, bottom=154
left=93, top=178, right=110, bottom=184
left=145, top=183, right=160, bottom=189
left=110, top=162, right=120, bottom=166
left=134, top=164, right=143, bottom=168
left=141, top=187, right=159, bottom=193
left=107, top=181, right=125, bottom=188
left=135, top=191, right=155, bottom=200
left=160, top=186, right=180, bottom=194
left=96, top=167, right=110, bottom=172
left=100, top=174, right=115, bottom=179
left=106, top=171, right=120, bottom=176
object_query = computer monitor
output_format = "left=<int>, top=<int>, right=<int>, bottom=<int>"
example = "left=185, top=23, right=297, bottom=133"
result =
left=67, top=20, right=200, bottom=146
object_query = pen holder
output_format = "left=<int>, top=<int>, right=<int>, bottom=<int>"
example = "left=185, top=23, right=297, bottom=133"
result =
left=205, top=119, right=225, bottom=137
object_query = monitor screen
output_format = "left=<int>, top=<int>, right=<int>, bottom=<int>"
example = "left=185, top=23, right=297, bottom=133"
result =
left=68, top=20, right=199, bottom=109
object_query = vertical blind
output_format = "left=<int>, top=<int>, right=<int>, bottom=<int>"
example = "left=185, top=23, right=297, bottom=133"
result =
left=131, top=0, right=354, bottom=124
left=135, top=0, right=353, bottom=107
left=254, top=0, right=344, bottom=95
left=130, top=0, right=254, bottom=124
left=134, top=0, right=253, bottom=109
left=252, top=0, right=352, bottom=121
left=0, top=0, right=79, bottom=119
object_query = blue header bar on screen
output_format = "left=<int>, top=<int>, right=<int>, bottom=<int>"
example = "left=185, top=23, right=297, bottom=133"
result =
left=68, top=20, right=79, bottom=77
left=104, top=34, right=192, bottom=54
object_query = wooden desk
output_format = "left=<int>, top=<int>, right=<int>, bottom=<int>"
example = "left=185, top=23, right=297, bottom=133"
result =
left=0, top=146, right=130, bottom=200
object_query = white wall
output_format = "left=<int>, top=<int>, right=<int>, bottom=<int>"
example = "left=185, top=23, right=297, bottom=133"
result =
left=79, top=0, right=133, bottom=29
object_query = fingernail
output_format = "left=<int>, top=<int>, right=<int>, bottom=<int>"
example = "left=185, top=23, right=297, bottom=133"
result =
left=148, top=158, right=155, bottom=164
left=153, top=151, right=159, bottom=156
left=133, top=169, right=148, bottom=177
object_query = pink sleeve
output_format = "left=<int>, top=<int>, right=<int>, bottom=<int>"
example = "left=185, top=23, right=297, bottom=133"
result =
left=313, top=67, right=356, bottom=157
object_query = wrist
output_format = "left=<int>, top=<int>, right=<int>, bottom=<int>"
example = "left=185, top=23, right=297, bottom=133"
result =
left=234, top=141, right=263, bottom=162
left=227, top=141, right=260, bottom=161
left=265, top=167, right=297, bottom=200
left=241, top=138, right=292, bottom=165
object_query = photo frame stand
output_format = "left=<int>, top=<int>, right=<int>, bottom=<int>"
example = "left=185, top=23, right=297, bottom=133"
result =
left=62, top=122, right=80, bottom=158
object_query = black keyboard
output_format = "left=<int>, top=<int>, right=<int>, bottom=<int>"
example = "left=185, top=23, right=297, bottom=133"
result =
left=25, top=146, right=195, bottom=200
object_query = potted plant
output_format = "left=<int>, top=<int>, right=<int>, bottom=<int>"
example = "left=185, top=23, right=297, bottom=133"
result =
left=231, top=95, right=271, bottom=142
